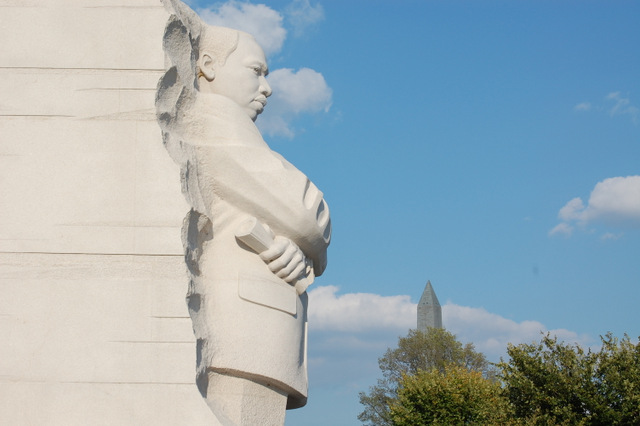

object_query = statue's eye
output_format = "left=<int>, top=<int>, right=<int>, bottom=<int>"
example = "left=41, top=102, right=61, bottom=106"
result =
left=252, top=66, right=261, bottom=75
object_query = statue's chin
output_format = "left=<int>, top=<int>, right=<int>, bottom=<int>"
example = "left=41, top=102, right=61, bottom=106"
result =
left=247, top=103, right=264, bottom=122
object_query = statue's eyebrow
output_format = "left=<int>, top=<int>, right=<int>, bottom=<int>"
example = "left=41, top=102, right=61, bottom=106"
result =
left=247, top=58, right=268, bottom=76
left=257, top=60, right=268, bottom=75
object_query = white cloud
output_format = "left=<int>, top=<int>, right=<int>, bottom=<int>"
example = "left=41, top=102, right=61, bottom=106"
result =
left=258, top=68, right=332, bottom=138
left=307, top=285, right=591, bottom=361
left=601, top=232, right=623, bottom=241
left=607, top=92, right=640, bottom=124
left=268, top=68, right=332, bottom=114
left=574, top=102, right=592, bottom=111
left=303, top=286, right=597, bottom=405
left=573, top=92, right=638, bottom=124
left=551, top=176, right=640, bottom=236
left=443, top=304, right=591, bottom=359
left=584, top=176, right=640, bottom=223
left=197, top=1, right=286, bottom=56
left=548, top=222, right=573, bottom=237
left=558, top=197, right=585, bottom=221
left=308, top=285, right=415, bottom=332
left=285, top=0, right=325, bottom=37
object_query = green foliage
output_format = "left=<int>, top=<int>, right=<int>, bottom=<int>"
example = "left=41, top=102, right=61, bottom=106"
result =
left=390, top=364, right=512, bottom=426
left=358, top=328, right=493, bottom=426
left=360, top=329, right=640, bottom=426
left=594, top=333, right=640, bottom=423
left=498, top=333, right=640, bottom=425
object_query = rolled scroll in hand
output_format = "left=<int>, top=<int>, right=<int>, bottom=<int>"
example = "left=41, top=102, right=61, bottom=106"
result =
left=235, top=217, right=314, bottom=294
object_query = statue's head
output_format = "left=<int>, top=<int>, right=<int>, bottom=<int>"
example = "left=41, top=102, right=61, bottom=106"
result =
left=197, top=27, right=272, bottom=122
left=159, top=0, right=272, bottom=122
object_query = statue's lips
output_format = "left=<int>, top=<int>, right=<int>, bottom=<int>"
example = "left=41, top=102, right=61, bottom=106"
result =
left=253, top=97, right=267, bottom=111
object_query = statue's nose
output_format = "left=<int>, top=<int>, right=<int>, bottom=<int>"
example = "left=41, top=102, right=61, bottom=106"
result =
left=260, top=76, right=272, bottom=97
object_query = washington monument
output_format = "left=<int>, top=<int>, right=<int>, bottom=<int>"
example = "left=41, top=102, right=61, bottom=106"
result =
left=417, top=281, right=442, bottom=330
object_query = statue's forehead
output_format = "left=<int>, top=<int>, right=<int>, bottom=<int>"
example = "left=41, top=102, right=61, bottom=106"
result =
left=238, top=33, right=266, bottom=55
left=234, top=34, right=268, bottom=65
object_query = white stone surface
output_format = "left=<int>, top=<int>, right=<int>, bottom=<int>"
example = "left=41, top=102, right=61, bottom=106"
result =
left=0, top=1, right=217, bottom=424
left=0, top=0, right=188, bottom=256
left=0, top=253, right=214, bottom=425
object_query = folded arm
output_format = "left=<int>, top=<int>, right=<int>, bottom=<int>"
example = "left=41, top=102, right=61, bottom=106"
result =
left=189, top=143, right=330, bottom=275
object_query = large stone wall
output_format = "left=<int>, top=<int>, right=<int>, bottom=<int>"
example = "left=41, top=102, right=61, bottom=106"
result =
left=0, top=1, right=215, bottom=423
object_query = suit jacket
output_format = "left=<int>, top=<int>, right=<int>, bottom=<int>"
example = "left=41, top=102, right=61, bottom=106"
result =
left=160, top=91, right=331, bottom=409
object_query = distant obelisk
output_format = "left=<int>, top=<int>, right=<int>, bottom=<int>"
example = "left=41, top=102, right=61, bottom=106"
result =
left=417, top=281, right=442, bottom=330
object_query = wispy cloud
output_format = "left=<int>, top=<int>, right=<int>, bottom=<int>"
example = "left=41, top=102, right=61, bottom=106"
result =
left=548, top=222, right=573, bottom=237
left=574, top=102, right=591, bottom=111
left=550, top=176, right=640, bottom=238
left=601, top=232, right=623, bottom=241
left=285, top=0, right=325, bottom=37
left=574, top=92, right=639, bottom=124
left=607, top=92, right=640, bottom=124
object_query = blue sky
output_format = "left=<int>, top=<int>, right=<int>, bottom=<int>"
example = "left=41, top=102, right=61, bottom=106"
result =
left=184, top=1, right=639, bottom=424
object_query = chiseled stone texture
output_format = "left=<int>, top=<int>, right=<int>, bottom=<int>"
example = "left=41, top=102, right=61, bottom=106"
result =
left=0, top=1, right=215, bottom=424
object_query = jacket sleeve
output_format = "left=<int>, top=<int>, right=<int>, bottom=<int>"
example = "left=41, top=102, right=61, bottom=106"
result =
left=187, top=142, right=331, bottom=276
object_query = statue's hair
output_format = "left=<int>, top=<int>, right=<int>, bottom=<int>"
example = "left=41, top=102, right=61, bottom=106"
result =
left=199, top=26, right=240, bottom=70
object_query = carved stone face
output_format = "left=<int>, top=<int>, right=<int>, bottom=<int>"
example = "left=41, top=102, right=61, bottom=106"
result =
left=201, top=33, right=272, bottom=121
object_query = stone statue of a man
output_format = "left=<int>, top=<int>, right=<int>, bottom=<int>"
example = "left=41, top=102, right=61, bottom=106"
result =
left=156, top=1, right=331, bottom=424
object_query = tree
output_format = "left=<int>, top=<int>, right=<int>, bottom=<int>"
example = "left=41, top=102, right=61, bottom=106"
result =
left=498, top=333, right=640, bottom=425
left=358, top=328, right=493, bottom=426
left=593, top=333, right=640, bottom=423
left=390, top=364, right=512, bottom=426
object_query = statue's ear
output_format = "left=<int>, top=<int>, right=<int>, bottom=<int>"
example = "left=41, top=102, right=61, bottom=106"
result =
left=199, top=53, right=216, bottom=81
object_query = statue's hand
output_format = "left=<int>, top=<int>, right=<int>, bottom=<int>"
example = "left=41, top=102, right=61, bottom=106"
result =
left=259, top=236, right=307, bottom=284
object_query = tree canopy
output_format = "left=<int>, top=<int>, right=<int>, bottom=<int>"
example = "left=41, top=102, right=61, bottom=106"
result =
left=498, top=333, right=640, bottom=425
left=390, top=364, right=511, bottom=426
left=358, top=328, right=493, bottom=426
left=359, top=330, right=640, bottom=426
